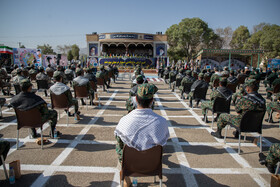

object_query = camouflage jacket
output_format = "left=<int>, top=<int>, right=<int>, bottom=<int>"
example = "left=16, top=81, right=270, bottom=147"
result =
left=235, top=92, right=266, bottom=115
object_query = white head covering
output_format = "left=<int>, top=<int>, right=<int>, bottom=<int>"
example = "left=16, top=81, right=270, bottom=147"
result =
left=50, top=82, right=70, bottom=95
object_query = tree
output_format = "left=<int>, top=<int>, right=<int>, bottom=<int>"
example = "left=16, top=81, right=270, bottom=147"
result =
left=252, top=22, right=270, bottom=34
left=166, top=17, right=221, bottom=61
left=229, top=26, right=250, bottom=49
left=19, top=45, right=26, bottom=48
left=67, top=50, right=73, bottom=61
left=259, top=24, right=280, bottom=58
left=215, top=26, right=233, bottom=49
left=57, top=45, right=72, bottom=55
left=243, top=30, right=263, bottom=50
left=71, top=44, right=80, bottom=60
left=37, top=44, right=56, bottom=55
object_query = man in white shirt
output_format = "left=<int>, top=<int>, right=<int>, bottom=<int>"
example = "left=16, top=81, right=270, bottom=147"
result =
left=115, top=83, right=170, bottom=163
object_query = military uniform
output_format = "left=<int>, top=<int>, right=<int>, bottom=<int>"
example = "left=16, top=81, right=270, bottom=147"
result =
left=217, top=89, right=265, bottom=131
left=96, top=65, right=110, bottom=90
left=266, top=77, right=280, bottom=99
left=12, top=74, right=25, bottom=85
left=10, top=79, right=58, bottom=137
left=188, top=73, right=208, bottom=107
left=265, top=143, right=280, bottom=166
left=169, top=69, right=177, bottom=91
left=264, top=71, right=277, bottom=87
left=179, top=71, right=195, bottom=98
left=209, top=73, right=220, bottom=88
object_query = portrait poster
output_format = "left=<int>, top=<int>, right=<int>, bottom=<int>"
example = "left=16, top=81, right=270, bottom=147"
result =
left=87, top=57, right=98, bottom=68
left=155, top=44, right=166, bottom=56
left=89, top=43, right=98, bottom=56
left=13, top=48, right=42, bottom=67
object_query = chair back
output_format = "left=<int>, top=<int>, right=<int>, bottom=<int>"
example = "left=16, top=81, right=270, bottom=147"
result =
left=46, top=71, right=54, bottom=78
left=204, top=76, right=211, bottom=83
left=108, top=71, right=113, bottom=78
left=36, top=80, right=49, bottom=90
left=176, top=78, right=183, bottom=87
left=273, top=84, right=280, bottom=94
left=74, top=85, right=89, bottom=98
left=90, top=81, right=97, bottom=91
left=65, top=74, right=73, bottom=81
left=50, top=92, right=70, bottom=109
left=96, top=78, right=104, bottom=86
left=121, top=145, right=162, bottom=180
left=193, top=85, right=208, bottom=100
left=29, top=73, right=37, bottom=81
left=213, top=97, right=231, bottom=114
left=213, top=79, right=220, bottom=88
left=22, top=71, right=29, bottom=77
left=13, top=84, right=21, bottom=95
left=227, top=83, right=237, bottom=93
left=239, top=110, right=265, bottom=134
left=14, top=108, right=44, bottom=130
left=193, top=72, right=198, bottom=80
left=237, top=76, right=246, bottom=85
left=183, top=82, right=193, bottom=94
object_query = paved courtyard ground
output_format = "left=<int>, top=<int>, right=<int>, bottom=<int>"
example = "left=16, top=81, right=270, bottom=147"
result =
left=0, top=74, right=279, bottom=187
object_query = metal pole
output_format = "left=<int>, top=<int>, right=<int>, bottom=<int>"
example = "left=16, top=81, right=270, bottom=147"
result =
left=228, top=52, right=231, bottom=70
left=251, top=55, right=253, bottom=68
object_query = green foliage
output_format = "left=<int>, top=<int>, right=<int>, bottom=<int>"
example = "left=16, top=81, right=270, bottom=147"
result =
left=71, top=44, right=80, bottom=60
left=229, top=26, right=250, bottom=49
left=215, top=26, right=233, bottom=49
left=57, top=45, right=72, bottom=55
left=19, top=45, right=25, bottom=48
left=166, top=17, right=221, bottom=61
left=67, top=50, right=73, bottom=61
left=37, top=44, right=56, bottom=55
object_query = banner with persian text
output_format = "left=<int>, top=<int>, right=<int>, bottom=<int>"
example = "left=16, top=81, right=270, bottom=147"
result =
left=99, top=57, right=154, bottom=68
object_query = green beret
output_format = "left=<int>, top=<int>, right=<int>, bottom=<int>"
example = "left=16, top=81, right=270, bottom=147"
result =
left=20, top=79, right=32, bottom=88
left=186, top=70, right=191, bottom=75
left=76, top=68, right=83, bottom=74
left=198, top=73, right=204, bottom=77
left=136, top=75, right=144, bottom=83
left=137, top=83, right=158, bottom=99
left=53, top=71, right=61, bottom=78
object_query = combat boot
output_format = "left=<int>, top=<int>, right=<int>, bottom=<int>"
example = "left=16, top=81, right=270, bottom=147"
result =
left=211, top=128, right=222, bottom=139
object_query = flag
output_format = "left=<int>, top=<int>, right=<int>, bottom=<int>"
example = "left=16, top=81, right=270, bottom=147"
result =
left=167, top=57, right=170, bottom=67
left=156, top=57, right=159, bottom=72
left=0, top=46, right=13, bottom=54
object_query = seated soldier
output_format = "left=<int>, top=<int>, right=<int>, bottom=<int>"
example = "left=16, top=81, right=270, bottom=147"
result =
left=36, top=66, right=52, bottom=97
left=266, top=73, right=280, bottom=100
left=126, top=75, right=146, bottom=113
left=113, top=64, right=119, bottom=82
left=227, top=70, right=238, bottom=84
left=209, top=68, right=221, bottom=89
left=264, top=68, right=278, bottom=87
left=0, top=97, right=6, bottom=119
left=211, top=80, right=266, bottom=139
left=28, top=64, right=37, bottom=78
left=163, top=66, right=171, bottom=84
left=13, top=69, right=25, bottom=85
left=179, top=70, right=195, bottom=99
left=265, top=93, right=280, bottom=123
left=201, top=78, right=232, bottom=122
left=73, top=68, right=94, bottom=106
left=46, top=64, right=55, bottom=77
left=10, top=79, right=60, bottom=138
left=0, top=64, right=12, bottom=96
left=64, top=65, right=75, bottom=85
left=169, top=67, right=177, bottom=92
left=115, top=83, right=169, bottom=163
left=259, top=143, right=280, bottom=173
left=96, top=65, right=110, bottom=91
left=50, top=71, right=81, bottom=119
left=188, top=73, right=208, bottom=108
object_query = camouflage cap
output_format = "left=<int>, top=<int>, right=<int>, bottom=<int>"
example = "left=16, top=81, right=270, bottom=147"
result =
left=136, top=75, right=144, bottom=83
left=198, top=73, right=204, bottom=77
left=137, top=83, right=158, bottom=99
left=244, top=79, right=257, bottom=87
left=53, top=71, right=61, bottom=78
left=20, top=79, right=32, bottom=88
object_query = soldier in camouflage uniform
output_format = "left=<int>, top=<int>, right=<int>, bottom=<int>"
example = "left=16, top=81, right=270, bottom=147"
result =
left=209, top=68, right=221, bottom=88
left=50, top=71, right=80, bottom=119
left=169, top=66, right=177, bottom=92
left=12, top=69, right=25, bottom=85
left=28, top=64, right=37, bottom=77
left=0, top=140, right=10, bottom=165
left=0, top=65, right=11, bottom=95
left=179, top=70, right=195, bottom=99
left=10, top=79, right=59, bottom=138
left=11, top=65, right=19, bottom=78
left=96, top=65, right=110, bottom=91
left=36, top=66, right=52, bottom=97
left=116, top=83, right=160, bottom=163
left=73, top=68, right=94, bottom=105
left=163, top=66, right=171, bottom=84
left=265, top=93, right=280, bottom=123
left=260, top=143, right=280, bottom=173
left=264, top=68, right=278, bottom=87
left=201, top=78, right=232, bottom=122
left=211, top=79, right=266, bottom=139
left=188, top=73, right=208, bottom=107
left=176, top=68, right=185, bottom=87
left=266, top=73, right=280, bottom=99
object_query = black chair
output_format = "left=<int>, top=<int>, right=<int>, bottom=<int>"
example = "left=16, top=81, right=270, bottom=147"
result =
left=206, top=97, right=231, bottom=129
left=227, top=83, right=238, bottom=93
left=13, top=84, right=21, bottom=95
left=191, top=85, right=208, bottom=108
left=36, top=80, right=49, bottom=97
left=65, top=74, right=74, bottom=85
left=224, top=110, right=266, bottom=154
left=176, top=77, right=183, bottom=88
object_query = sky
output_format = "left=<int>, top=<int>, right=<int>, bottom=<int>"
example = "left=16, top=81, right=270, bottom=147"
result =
left=0, top=0, right=279, bottom=50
